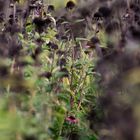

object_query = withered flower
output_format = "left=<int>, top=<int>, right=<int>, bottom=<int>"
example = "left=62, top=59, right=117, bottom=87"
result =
left=47, top=5, right=55, bottom=13
left=98, top=6, right=111, bottom=18
left=47, top=42, right=58, bottom=50
left=66, top=1, right=76, bottom=10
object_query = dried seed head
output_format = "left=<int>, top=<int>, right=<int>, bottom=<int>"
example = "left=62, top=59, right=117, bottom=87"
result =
left=58, top=58, right=67, bottom=67
left=90, top=37, right=100, bottom=45
left=47, top=5, right=55, bottom=12
left=0, top=65, right=9, bottom=77
left=93, top=12, right=102, bottom=18
left=129, top=26, right=140, bottom=39
left=98, top=6, right=111, bottom=18
left=47, top=42, right=58, bottom=50
left=33, top=17, right=46, bottom=27
left=39, top=72, right=52, bottom=79
left=130, top=3, right=140, bottom=13
left=66, top=1, right=75, bottom=10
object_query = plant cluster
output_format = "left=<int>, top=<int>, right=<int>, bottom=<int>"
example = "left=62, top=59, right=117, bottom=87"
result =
left=0, top=0, right=140, bottom=140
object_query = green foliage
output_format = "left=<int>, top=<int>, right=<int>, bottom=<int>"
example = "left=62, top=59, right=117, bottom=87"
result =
left=0, top=1, right=100, bottom=140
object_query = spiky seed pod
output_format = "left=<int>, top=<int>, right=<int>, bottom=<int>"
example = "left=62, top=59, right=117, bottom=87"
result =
left=33, top=17, right=46, bottom=27
left=93, top=12, right=102, bottom=21
left=90, top=37, right=100, bottom=45
left=47, top=5, right=55, bottom=13
left=58, top=58, right=66, bottom=68
left=47, top=42, right=58, bottom=50
left=66, top=1, right=75, bottom=10
left=98, top=6, right=111, bottom=18
left=0, top=65, right=9, bottom=77
left=130, top=3, right=140, bottom=13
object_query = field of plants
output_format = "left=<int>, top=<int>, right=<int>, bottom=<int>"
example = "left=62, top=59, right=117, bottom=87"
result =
left=0, top=0, right=140, bottom=140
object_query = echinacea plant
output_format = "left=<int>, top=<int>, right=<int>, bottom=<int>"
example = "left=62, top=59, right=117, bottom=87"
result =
left=0, top=0, right=140, bottom=140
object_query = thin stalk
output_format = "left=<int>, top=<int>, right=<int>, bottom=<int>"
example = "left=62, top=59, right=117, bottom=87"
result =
left=13, top=2, right=17, bottom=23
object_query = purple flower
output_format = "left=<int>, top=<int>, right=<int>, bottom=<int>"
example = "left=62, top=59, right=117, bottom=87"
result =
left=66, top=116, right=78, bottom=124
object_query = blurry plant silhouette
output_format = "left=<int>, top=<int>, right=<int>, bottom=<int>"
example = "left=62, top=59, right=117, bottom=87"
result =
left=0, top=0, right=140, bottom=140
